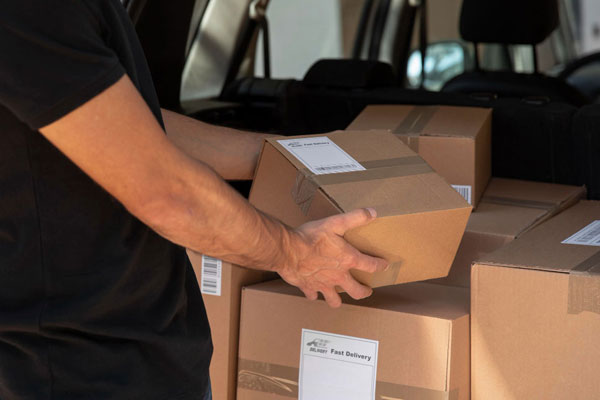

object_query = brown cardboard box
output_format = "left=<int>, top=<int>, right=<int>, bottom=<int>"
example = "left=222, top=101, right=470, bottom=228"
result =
left=237, top=279, right=470, bottom=400
left=346, top=105, right=492, bottom=208
left=187, top=251, right=276, bottom=400
left=249, top=130, right=471, bottom=288
left=471, top=201, right=600, bottom=400
left=430, top=178, right=585, bottom=287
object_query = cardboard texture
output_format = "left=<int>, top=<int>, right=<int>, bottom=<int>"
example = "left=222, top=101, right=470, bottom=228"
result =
left=237, top=279, right=470, bottom=400
left=249, top=130, right=471, bottom=288
left=429, top=178, right=585, bottom=287
left=187, top=251, right=276, bottom=400
left=346, top=105, right=492, bottom=208
left=471, top=201, right=600, bottom=400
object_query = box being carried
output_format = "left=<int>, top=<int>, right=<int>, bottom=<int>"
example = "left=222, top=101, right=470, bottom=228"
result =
left=347, top=105, right=492, bottom=208
left=430, top=178, right=585, bottom=287
left=237, top=279, right=470, bottom=400
left=249, top=130, right=471, bottom=288
left=471, top=201, right=600, bottom=400
left=187, top=251, right=276, bottom=400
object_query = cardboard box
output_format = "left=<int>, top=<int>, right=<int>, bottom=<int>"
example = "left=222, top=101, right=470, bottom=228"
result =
left=237, top=279, right=470, bottom=400
left=346, top=105, right=492, bottom=208
left=249, top=130, right=471, bottom=288
left=471, top=201, right=600, bottom=399
left=429, top=178, right=585, bottom=287
left=187, top=251, right=276, bottom=400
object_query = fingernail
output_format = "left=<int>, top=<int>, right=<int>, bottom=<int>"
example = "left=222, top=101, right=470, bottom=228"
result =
left=366, top=208, right=376, bottom=218
left=384, top=263, right=391, bottom=271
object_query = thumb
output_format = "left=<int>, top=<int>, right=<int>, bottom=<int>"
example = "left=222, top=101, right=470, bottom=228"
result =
left=326, top=208, right=377, bottom=236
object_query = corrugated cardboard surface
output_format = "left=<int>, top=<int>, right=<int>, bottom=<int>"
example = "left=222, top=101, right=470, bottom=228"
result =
left=249, top=130, right=471, bottom=288
left=187, top=251, right=276, bottom=400
left=471, top=201, right=600, bottom=399
left=237, top=279, right=470, bottom=400
left=429, top=178, right=585, bottom=287
left=346, top=105, right=492, bottom=208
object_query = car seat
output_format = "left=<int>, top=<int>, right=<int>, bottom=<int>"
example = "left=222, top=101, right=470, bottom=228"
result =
left=442, top=0, right=589, bottom=107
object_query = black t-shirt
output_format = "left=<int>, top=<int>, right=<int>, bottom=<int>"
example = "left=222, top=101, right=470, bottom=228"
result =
left=0, top=1, right=212, bottom=399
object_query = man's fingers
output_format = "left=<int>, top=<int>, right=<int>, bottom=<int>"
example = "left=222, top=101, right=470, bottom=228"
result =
left=350, top=251, right=389, bottom=274
left=320, top=287, right=342, bottom=308
left=340, top=275, right=373, bottom=300
left=326, top=208, right=377, bottom=236
left=300, top=287, right=319, bottom=301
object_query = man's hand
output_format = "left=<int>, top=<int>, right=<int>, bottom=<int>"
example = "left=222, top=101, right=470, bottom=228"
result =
left=277, top=208, right=389, bottom=308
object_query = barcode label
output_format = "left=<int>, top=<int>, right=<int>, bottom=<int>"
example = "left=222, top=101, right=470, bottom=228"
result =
left=562, top=221, right=600, bottom=247
left=200, top=255, right=222, bottom=296
left=451, top=185, right=472, bottom=205
left=277, top=137, right=365, bottom=175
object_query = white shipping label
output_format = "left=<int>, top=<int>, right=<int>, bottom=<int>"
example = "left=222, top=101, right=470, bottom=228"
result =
left=200, top=255, right=222, bottom=296
left=562, top=220, right=600, bottom=247
left=451, top=184, right=472, bottom=205
left=299, top=329, right=378, bottom=400
left=277, top=137, right=366, bottom=175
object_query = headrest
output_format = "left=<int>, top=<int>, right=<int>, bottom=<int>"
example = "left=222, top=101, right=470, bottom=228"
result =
left=303, top=59, right=396, bottom=88
left=460, top=0, right=559, bottom=45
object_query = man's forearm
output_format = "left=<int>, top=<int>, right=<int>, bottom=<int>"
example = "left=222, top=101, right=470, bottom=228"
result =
left=146, top=151, right=298, bottom=272
left=162, top=109, right=273, bottom=181
left=40, top=75, right=387, bottom=307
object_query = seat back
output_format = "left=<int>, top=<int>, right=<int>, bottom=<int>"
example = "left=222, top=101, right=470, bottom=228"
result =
left=442, top=0, right=589, bottom=106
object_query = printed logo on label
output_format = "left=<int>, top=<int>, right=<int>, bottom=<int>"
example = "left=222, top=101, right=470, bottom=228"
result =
left=306, top=338, right=330, bottom=351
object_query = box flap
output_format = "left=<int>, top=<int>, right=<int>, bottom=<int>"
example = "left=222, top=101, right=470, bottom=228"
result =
left=246, top=279, right=470, bottom=321
left=467, top=178, right=586, bottom=237
left=268, top=130, right=470, bottom=218
left=347, top=105, right=491, bottom=139
left=477, top=201, right=600, bottom=273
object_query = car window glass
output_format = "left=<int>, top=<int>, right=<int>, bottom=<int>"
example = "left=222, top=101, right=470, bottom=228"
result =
left=255, top=0, right=366, bottom=79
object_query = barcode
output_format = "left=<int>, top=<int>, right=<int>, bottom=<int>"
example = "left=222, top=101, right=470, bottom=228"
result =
left=314, top=164, right=359, bottom=173
left=451, top=185, right=472, bottom=205
left=201, top=255, right=222, bottom=296
left=562, top=220, right=600, bottom=247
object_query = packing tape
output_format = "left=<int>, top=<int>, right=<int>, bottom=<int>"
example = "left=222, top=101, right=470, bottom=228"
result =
left=291, top=156, right=432, bottom=215
left=237, top=359, right=459, bottom=400
left=568, top=250, right=600, bottom=315
left=392, top=106, right=439, bottom=154
left=480, top=195, right=557, bottom=211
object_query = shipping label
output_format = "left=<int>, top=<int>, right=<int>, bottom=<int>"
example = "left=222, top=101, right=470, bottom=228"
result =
left=277, top=137, right=365, bottom=175
left=200, top=255, right=222, bottom=296
left=451, top=184, right=472, bottom=205
left=562, top=220, right=600, bottom=247
left=299, top=329, right=378, bottom=400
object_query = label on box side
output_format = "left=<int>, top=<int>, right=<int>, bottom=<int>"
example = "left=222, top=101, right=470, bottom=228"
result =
left=277, top=137, right=365, bottom=175
left=562, top=220, right=600, bottom=247
left=451, top=184, right=472, bottom=205
left=298, top=329, right=378, bottom=400
left=200, top=255, right=222, bottom=296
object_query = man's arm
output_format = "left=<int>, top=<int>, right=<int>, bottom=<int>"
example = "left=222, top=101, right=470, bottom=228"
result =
left=162, top=109, right=271, bottom=180
left=39, top=75, right=387, bottom=308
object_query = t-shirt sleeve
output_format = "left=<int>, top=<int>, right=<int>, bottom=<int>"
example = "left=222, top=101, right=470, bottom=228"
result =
left=0, top=1, right=126, bottom=130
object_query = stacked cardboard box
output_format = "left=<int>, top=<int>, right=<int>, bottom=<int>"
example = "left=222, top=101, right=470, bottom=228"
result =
left=430, top=178, right=586, bottom=287
left=237, top=279, right=470, bottom=400
left=471, top=201, right=600, bottom=399
left=347, top=105, right=492, bottom=208
left=187, top=251, right=276, bottom=400
left=249, top=130, right=471, bottom=288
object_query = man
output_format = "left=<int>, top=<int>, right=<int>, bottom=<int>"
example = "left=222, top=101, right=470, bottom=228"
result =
left=0, top=1, right=387, bottom=399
